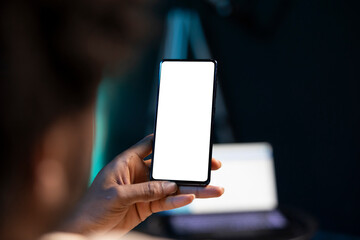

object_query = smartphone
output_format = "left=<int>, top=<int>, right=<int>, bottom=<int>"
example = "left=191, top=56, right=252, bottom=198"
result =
left=150, top=59, right=217, bottom=186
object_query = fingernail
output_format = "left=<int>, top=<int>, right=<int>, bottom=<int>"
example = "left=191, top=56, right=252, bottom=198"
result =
left=163, top=182, right=177, bottom=193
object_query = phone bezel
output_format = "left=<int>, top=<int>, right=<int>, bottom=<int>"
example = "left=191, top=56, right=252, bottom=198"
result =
left=150, top=59, right=218, bottom=186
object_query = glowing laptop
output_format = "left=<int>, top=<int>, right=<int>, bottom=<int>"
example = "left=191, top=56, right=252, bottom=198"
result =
left=162, top=143, right=288, bottom=238
left=170, top=143, right=278, bottom=214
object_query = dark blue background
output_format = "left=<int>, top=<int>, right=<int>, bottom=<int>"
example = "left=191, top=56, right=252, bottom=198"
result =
left=103, top=0, right=360, bottom=237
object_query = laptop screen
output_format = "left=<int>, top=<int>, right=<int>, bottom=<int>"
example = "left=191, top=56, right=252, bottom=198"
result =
left=167, top=143, right=278, bottom=214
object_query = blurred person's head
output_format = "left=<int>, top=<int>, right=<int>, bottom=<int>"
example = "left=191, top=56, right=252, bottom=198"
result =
left=0, top=0, right=158, bottom=239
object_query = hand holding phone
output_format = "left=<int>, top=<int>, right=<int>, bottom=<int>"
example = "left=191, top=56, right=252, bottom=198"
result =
left=150, top=60, right=217, bottom=186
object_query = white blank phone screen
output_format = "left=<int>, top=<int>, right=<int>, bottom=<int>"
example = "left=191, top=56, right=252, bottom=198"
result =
left=152, top=61, right=215, bottom=182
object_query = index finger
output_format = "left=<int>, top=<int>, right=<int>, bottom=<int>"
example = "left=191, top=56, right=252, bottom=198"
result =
left=178, top=185, right=224, bottom=198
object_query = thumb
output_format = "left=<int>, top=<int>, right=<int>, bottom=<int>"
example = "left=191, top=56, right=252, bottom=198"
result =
left=126, top=134, right=154, bottom=159
left=121, top=181, right=177, bottom=204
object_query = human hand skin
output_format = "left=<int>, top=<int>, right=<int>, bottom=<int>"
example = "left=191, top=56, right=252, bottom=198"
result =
left=59, top=134, right=224, bottom=236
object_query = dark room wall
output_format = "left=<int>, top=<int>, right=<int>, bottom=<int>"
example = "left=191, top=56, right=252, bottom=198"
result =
left=200, top=0, right=360, bottom=235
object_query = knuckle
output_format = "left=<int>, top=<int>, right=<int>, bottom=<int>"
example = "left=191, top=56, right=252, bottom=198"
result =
left=104, top=187, right=122, bottom=202
left=114, top=187, right=124, bottom=199
left=121, top=152, right=134, bottom=165
left=145, top=182, right=163, bottom=197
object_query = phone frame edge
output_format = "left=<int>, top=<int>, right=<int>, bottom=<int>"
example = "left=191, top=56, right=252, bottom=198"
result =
left=150, top=59, right=218, bottom=187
